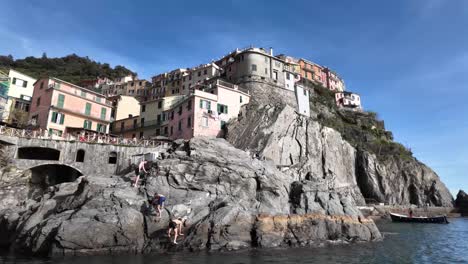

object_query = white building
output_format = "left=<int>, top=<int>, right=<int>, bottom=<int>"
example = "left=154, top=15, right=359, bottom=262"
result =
left=0, top=69, right=36, bottom=125
left=295, top=85, right=310, bottom=117
left=335, top=91, right=362, bottom=110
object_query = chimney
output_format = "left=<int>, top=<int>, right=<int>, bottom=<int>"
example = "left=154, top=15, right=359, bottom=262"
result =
left=269, top=47, right=273, bottom=56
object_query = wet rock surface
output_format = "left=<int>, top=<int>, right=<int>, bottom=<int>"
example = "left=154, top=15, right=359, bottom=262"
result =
left=455, top=190, right=468, bottom=216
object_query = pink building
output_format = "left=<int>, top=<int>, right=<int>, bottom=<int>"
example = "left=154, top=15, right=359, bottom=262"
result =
left=29, top=77, right=112, bottom=137
left=324, top=68, right=345, bottom=92
left=159, top=80, right=250, bottom=140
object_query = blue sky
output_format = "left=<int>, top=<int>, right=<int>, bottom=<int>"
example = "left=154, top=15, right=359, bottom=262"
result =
left=1, top=0, right=467, bottom=196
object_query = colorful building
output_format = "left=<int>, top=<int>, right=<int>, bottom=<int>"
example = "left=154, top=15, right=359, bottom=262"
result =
left=323, top=68, right=345, bottom=92
left=111, top=115, right=141, bottom=139
left=164, top=80, right=250, bottom=140
left=298, top=59, right=327, bottom=87
left=108, top=95, right=141, bottom=121
left=0, top=69, right=37, bottom=127
left=29, top=77, right=112, bottom=137
left=335, top=91, right=362, bottom=110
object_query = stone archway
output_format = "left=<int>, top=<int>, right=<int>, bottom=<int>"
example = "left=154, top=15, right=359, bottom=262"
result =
left=28, top=164, right=83, bottom=189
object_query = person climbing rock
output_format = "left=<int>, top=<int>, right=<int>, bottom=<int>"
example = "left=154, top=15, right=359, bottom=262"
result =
left=167, top=217, right=186, bottom=244
left=152, top=193, right=166, bottom=219
left=133, top=160, right=148, bottom=188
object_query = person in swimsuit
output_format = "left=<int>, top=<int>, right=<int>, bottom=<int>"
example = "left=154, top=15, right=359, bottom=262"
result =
left=133, top=160, right=148, bottom=188
left=167, top=217, right=186, bottom=244
left=152, top=193, right=166, bottom=219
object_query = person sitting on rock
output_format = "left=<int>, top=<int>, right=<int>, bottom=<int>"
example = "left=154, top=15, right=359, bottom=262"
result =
left=152, top=193, right=166, bottom=219
left=167, top=217, right=186, bottom=244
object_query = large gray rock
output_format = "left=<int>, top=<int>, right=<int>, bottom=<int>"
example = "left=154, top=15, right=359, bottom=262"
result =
left=226, top=84, right=452, bottom=208
left=0, top=137, right=381, bottom=256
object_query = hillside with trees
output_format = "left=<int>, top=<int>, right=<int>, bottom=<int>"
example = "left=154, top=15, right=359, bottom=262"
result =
left=0, top=53, right=136, bottom=85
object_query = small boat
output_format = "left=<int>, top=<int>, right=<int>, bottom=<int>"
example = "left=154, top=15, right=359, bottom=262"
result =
left=390, top=213, right=449, bottom=224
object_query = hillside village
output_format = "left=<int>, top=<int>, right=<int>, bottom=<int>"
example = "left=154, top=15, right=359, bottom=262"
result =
left=0, top=47, right=363, bottom=141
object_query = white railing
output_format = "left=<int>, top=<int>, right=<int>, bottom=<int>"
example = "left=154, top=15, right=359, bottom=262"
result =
left=0, top=125, right=165, bottom=147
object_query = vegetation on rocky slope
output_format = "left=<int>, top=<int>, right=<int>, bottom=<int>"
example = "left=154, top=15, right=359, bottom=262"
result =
left=309, top=84, right=413, bottom=162
left=0, top=54, right=135, bottom=85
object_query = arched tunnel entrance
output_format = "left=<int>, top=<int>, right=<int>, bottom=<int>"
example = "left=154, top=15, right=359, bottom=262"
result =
left=29, top=164, right=83, bottom=189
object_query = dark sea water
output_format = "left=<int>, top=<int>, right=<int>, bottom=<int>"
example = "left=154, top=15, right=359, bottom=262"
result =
left=1, top=218, right=467, bottom=264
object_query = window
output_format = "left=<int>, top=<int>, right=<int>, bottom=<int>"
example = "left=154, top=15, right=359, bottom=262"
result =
left=202, top=117, right=208, bottom=127
left=157, top=114, right=161, bottom=123
left=217, top=104, right=228, bottom=114
left=54, top=83, right=61, bottom=89
left=178, top=120, right=182, bottom=131
left=187, top=117, right=191, bottom=127
left=163, top=126, right=168, bottom=135
left=108, top=152, right=117, bottom=164
left=76, top=149, right=85, bottom=162
left=97, top=123, right=107, bottom=133
left=57, top=94, right=65, bottom=108
left=133, top=119, right=138, bottom=128
left=158, top=101, right=162, bottom=109
left=51, top=111, right=65, bottom=124
left=240, top=96, right=243, bottom=103
left=199, top=100, right=211, bottom=110
left=36, top=97, right=41, bottom=106
left=189, top=75, right=192, bottom=81
left=81, top=91, right=86, bottom=97
left=120, top=122, right=124, bottom=130
left=139, top=131, right=143, bottom=138
left=178, top=106, right=182, bottom=115
left=221, top=121, right=226, bottom=129
left=187, top=99, right=192, bottom=110
left=12, top=78, right=17, bottom=84
left=98, top=107, right=106, bottom=120
left=141, top=118, right=145, bottom=127
left=286, top=73, right=291, bottom=80
left=265, top=68, right=268, bottom=74
left=83, top=120, right=92, bottom=130
left=303, top=89, right=307, bottom=96
left=170, top=126, right=173, bottom=136
left=40, top=82, right=44, bottom=89
left=264, top=57, right=268, bottom=63
left=31, top=115, right=38, bottom=125
left=156, top=128, right=160, bottom=136
left=95, top=97, right=101, bottom=103
left=273, top=71, right=278, bottom=80
left=251, top=64, right=257, bottom=72
left=203, top=69, right=207, bottom=75
left=85, top=103, right=91, bottom=115
left=170, top=111, right=174, bottom=120
left=198, top=71, right=201, bottom=77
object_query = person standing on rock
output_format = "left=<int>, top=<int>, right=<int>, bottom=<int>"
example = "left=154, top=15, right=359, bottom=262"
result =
left=167, top=217, right=186, bottom=244
left=133, top=160, right=148, bottom=188
left=152, top=193, right=166, bottom=219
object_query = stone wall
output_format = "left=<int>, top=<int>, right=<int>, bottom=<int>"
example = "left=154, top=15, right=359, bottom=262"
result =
left=0, top=135, right=164, bottom=176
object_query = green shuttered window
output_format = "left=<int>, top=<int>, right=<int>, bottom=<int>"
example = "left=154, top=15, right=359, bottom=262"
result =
left=101, top=107, right=107, bottom=120
left=85, top=103, right=91, bottom=115
left=57, top=94, right=65, bottom=108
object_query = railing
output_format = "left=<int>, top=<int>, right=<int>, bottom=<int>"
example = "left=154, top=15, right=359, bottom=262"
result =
left=0, top=125, right=166, bottom=147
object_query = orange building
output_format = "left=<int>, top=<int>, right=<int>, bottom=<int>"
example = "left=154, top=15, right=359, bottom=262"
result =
left=298, top=59, right=327, bottom=87
left=29, top=77, right=112, bottom=137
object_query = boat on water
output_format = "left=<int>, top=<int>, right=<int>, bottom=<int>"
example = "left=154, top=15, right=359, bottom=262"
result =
left=390, top=213, right=449, bottom=224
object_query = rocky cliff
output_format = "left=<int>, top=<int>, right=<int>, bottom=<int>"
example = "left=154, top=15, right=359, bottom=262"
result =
left=0, top=80, right=453, bottom=256
left=227, top=81, right=453, bottom=207
left=0, top=138, right=380, bottom=256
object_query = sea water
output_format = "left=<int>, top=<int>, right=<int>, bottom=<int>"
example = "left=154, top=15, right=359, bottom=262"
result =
left=1, top=218, right=467, bottom=264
